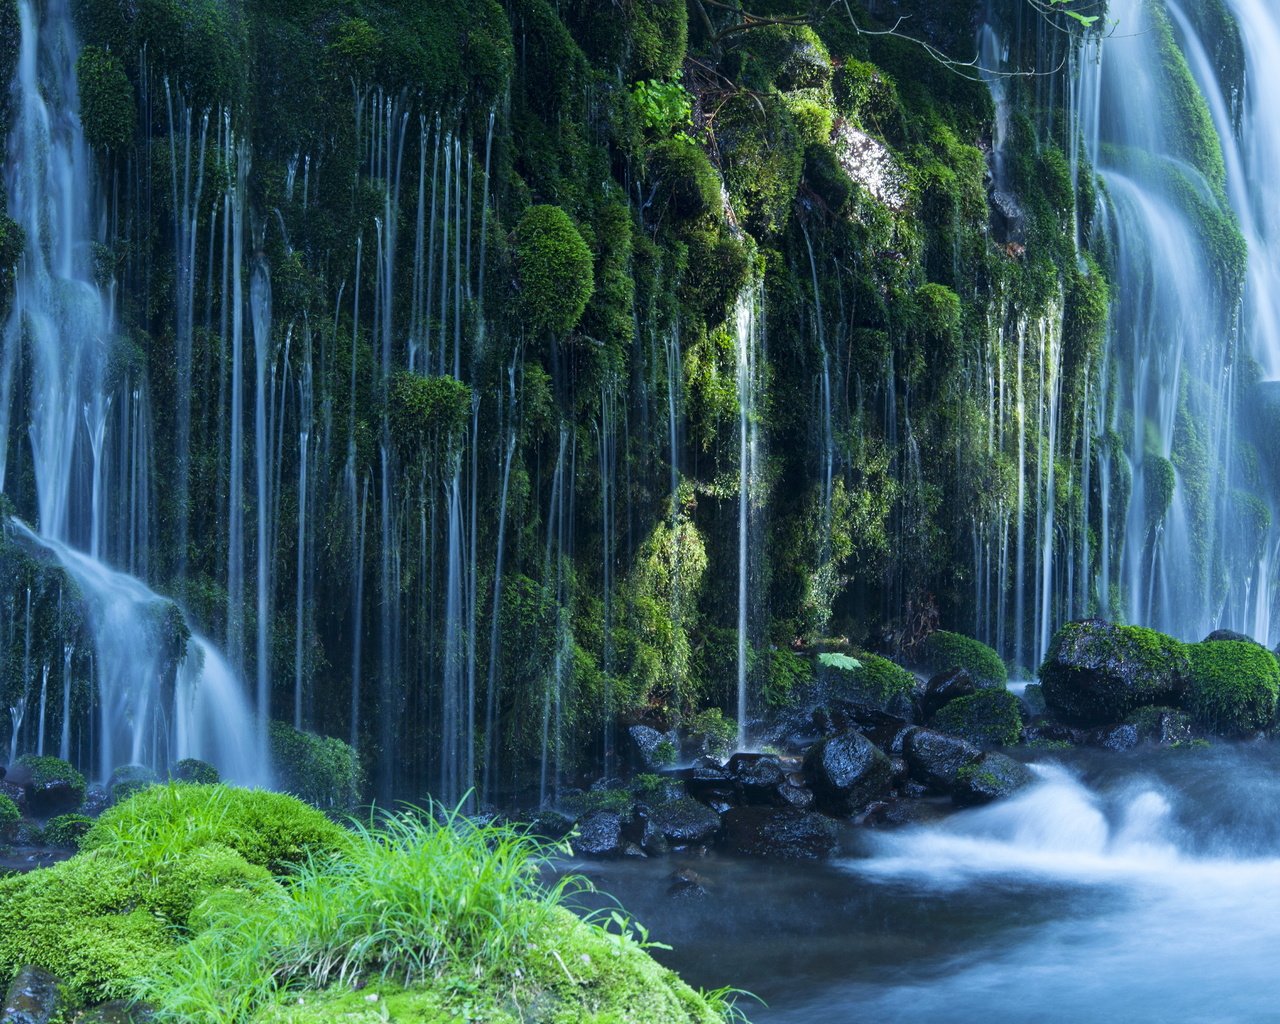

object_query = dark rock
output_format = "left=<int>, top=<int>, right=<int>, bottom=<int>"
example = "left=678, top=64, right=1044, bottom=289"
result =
left=648, top=797, right=722, bottom=846
left=803, top=731, right=893, bottom=815
left=526, top=810, right=575, bottom=842
left=726, top=753, right=786, bottom=803
left=1, top=966, right=62, bottom=1024
left=1125, top=705, right=1193, bottom=746
left=626, top=726, right=678, bottom=771
left=903, top=728, right=982, bottom=792
left=720, top=806, right=840, bottom=861
left=1039, top=619, right=1190, bottom=725
left=777, top=782, right=815, bottom=810
left=108, top=764, right=157, bottom=804
left=81, top=785, right=111, bottom=819
left=20, top=758, right=85, bottom=819
left=1020, top=683, right=1048, bottom=719
left=1022, top=723, right=1076, bottom=745
left=952, top=753, right=1036, bottom=806
left=622, top=842, right=647, bottom=858
left=922, top=668, right=977, bottom=720
left=571, top=811, right=624, bottom=857
left=1204, top=629, right=1263, bottom=647
left=71, top=1002, right=153, bottom=1024
left=671, top=763, right=735, bottom=805
left=1087, top=723, right=1139, bottom=752
left=171, top=758, right=220, bottom=785
left=668, top=878, right=707, bottom=899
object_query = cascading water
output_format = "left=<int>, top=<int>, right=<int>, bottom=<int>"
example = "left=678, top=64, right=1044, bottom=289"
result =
left=735, top=284, right=762, bottom=748
left=0, top=0, right=265, bottom=784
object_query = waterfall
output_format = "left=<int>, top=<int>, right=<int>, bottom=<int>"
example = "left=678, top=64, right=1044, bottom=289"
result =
left=735, top=284, right=761, bottom=748
left=0, top=0, right=265, bottom=783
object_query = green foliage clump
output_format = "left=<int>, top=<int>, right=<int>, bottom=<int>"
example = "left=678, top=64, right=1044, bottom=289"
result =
left=514, top=205, right=595, bottom=336
left=685, top=707, right=737, bottom=757
left=649, top=140, right=721, bottom=222
left=678, top=229, right=751, bottom=327
left=268, top=722, right=365, bottom=812
left=1144, top=455, right=1176, bottom=524
left=42, top=813, right=94, bottom=849
left=134, top=0, right=248, bottom=109
left=143, top=804, right=725, bottom=1024
left=912, top=283, right=962, bottom=337
left=765, top=647, right=815, bottom=707
left=632, top=80, right=694, bottom=140
left=75, top=46, right=134, bottom=149
left=0, top=792, right=19, bottom=827
left=715, top=92, right=803, bottom=236
left=932, top=689, right=1023, bottom=748
left=920, top=631, right=1008, bottom=689
left=387, top=372, right=472, bottom=465
left=1185, top=641, right=1280, bottom=736
left=815, top=651, right=915, bottom=716
left=82, top=783, right=350, bottom=874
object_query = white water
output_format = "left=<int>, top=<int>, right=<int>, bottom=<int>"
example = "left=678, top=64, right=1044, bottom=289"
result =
left=1, top=0, right=265, bottom=783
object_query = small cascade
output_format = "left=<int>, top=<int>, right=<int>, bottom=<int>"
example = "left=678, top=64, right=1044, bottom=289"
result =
left=800, top=221, right=835, bottom=553
left=735, top=284, right=762, bottom=748
left=0, top=0, right=264, bottom=784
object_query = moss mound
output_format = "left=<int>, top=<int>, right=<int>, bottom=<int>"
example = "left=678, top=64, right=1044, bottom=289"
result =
left=931, top=689, right=1023, bottom=748
left=816, top=651, right=916, bottom=718
left=269, top=721, right=365, bottom=812
left=1184, top=640, right=1280, bottom=736
left=75, top=46, right=135, bottom=149
left=514, top=204, right=595, bottom=336
left=41, top=813, right=94, bottom=849
left=920, top=631, right=1008, bottom=689
left=0, top=792, right=19, bottom=827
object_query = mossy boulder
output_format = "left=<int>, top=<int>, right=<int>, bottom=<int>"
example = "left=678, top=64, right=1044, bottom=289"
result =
left=649, top=139, right=721, bottom=222
left=920, top=630, right=1007, bottom=689
left=41, top=813, right=94, bottom=850
left=903, top=728, right=981, bottom=792
left=513, top=204, right=595, bottom=336
left=953, top=753, right=1035, bottom=807
left=815, top=651, right=918, bottom=719
left=1123, top=705, right=1193, bottom=746
left=931, top=689, right=1023, bottom=749
left=107, top=765, right=157, bottom=805
left=1039, top=620, right=1191, bottom=725
left=268, top=721, right=364, bottom=812
left=1184, top=640, right=1280, bottom=736
left=171, top=758, right=219, bottom=785
left=16, top=756, right=86, bottom=818
left=0, top=792, right=18, bottom=838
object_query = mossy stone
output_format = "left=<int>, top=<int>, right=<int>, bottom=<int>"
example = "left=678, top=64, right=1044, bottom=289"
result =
left=931, top=689, right=1023, bottom=749
left=920, top=631, right=1007, bottom=689
left=1184, top=640, right=1280, bottom=736
left=513, top=205, right=595, bottom=336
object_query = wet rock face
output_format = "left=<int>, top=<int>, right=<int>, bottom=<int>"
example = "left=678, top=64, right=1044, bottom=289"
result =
left=922, top=668, right=976, bottom=720
left=903, top=728, right=982, bottom=793
left=571, top=811, right=625, bottom=857
left=726, top=753, right=786, bottom=801
left=1039, top=620, right=1190, bottom=725
left=1, top=966, right=62, bottom=1024
left=802, top=731, right=893, bottom=816
left=625, top=725, right=678, bottom=772
left=952, top=753, right=1035, bottom=807
left=720, top=806, right=839, bottom=861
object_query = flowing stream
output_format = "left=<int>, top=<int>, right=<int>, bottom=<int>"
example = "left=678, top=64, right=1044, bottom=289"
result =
left=576, top=745, right=1280, bottom=1022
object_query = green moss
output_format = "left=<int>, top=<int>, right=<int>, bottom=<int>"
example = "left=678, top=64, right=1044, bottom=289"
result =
left=17, top=755, right=86, bottom=807
left=765, top=647, right=814, bottom=708
left=816, top=651, right=915, bottom=716
left=1148, top=2, right=1227, bottom=190
left=920, top=631, right=1008, bottom=689
left=931, top=689, right=1023, bottom=748
left=912, top=283, right=962, bottom=337
left=786, top=97, right=834, bottom=148
left=0, top=793, right=18, bottom=826
left=1185, top=640, right=1280, bottom=736
left=173, top=758, right=220, bottom=785
left=514, top=205, right=595, bottom=336
left=387, top=372, right=472, bottom=465
left=716, top=92, right=804, bottom=236
left=75, top=46, right=134, bottom=150
left=678, top=229, right=751, bottom=328
left=41, top=813, right=94, bottom=849
left=684, top=707, right=737, bottom=757
left=649, top=140, right=721, bottom=223
left=1143, top=455, right=1176, bottom=524
left=81, top=783, right=350, bottom=873
left=134, top=0, right=248, bottom=109
left=268, top=721, right=365, bottom=812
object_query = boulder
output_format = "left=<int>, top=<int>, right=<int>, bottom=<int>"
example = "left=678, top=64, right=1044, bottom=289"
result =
left=720, top=806, right=839, bottom=861
left=1203, top=629, right=1263, bottom=646
left=802, top=730, right=893, bottom=815
left=526, top=810, right=575, bottom=842
left=171, top=758, right=220, bottom=785
left=1124, top=705, right=1193, bottom=746
left=903, top=728, right=982, bottom=792
left=0, top=781, right=26, bottom=816
left=1086, top=723, right=1139, bottom=752
left=930, top=688, right=1023, bottom=748
left=670, top=762, right=735, bottom=808
left=625, top=725, right=678, bottom=771
left=647, top=797, right=722, bottom=846
left=921, top=668, right=976, bottom=720
left=726, top=753, right=785, bottom=803
left=952, top=753, right=1036, bottom=807
left=1, top=966, right=62, bottom=1024
left=1039, top=620, right=1190, bottom=725
left=571, top=811, right=625, bottom=858
left=1019, top=683, right=1048, bottom=719
left=16, top=757, right=85, bottom=818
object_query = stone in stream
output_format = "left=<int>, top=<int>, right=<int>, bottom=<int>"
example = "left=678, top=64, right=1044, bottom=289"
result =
left=903, top=728, right=981, bottom=793
left=646, top=796, right=722, bottom=846
left=952, top=753, right=1036, bottom=807
left=802, top=730, right=893, bottom=815
left=107, top=764, right=157, bottom=805
left=726, top=753, right=786, bottom=803
left=1086, top=723, right=1139, bottom=752
left=1124, top=706, right=1193, bottom=746
left=571, top=811, right=625, bottom=857
left=720, top=806, right=840, bottom=861
left=1, top=966, right=62, bottom=1024
left=921, top=668, right=976, bottom=720
left=1039, top=620, right=1190, bottom=725
left=16, top=757, right=86, bottom=818
left=625, top=725, right=679, bottom=771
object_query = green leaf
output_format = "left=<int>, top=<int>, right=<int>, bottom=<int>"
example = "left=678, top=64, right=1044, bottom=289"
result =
left=818, top=652, right=862, bottom=672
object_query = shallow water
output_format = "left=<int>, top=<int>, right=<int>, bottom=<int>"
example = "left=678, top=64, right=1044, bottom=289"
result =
left=570, top=744, right=1280, bottom=1023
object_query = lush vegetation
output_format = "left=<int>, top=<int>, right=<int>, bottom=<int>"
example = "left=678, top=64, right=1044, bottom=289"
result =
left=1185, top=641, right=1280, bottom=736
